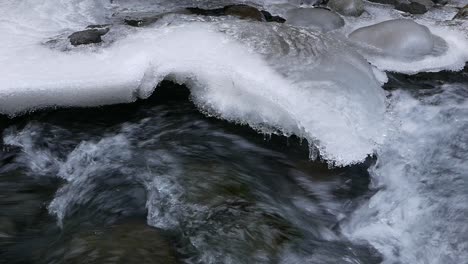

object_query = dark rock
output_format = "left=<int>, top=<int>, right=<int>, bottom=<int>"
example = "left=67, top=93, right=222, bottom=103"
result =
left=368, top=0, right=434, bottom=14
left=261, top=10, right=286, bottom=23
left=124, top=15, right=160, bottom=27
left=86, top=24, right=111, bottom=29
left=432, top=0, right=448, bottom=5
left=224, top=4, right=265, bottom=21
left=68, top=27, right=109, bottom=46
left=186, top=7, right=225, bottom=16
left=395, top=0, right=434, bottom=14
left=453, top=4, right=468, bottom=19
left=187, top=4, right=266, bottom=21
left=367, top=0, right=398, bottom=5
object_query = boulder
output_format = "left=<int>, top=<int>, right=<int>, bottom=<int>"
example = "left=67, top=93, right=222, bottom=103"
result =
left=285, top=8, right=345, bottom=32
left=349, top=19, right=434, bottom=58
left=453, top=4, right=468, bottom=19
left=68, top=27, right=109, bottom=46
left=328, top=0, right=365, bottom=16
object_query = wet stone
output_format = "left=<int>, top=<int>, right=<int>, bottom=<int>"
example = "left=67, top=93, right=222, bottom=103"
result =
left=395, top=0, right=434, bottom=14
left=186, top=4, right=266, bottom=21
left=124, top=16, right=161, bottom=27
left=453, top=4, right=468, bottom=19
left=68, top=27, right=110, bottom=46
left=261, top=10, right=286, bottom=23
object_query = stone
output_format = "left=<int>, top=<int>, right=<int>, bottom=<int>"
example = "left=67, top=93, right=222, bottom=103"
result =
left=328, top=0, right=365, bottom=16
left=68, top=27, right=109, bottom=46
left=261, top=10, right=286, bottom=23
left=367, top=0, right=398, bottom=5
left=367, top=0, right=434, bottom=14
left=453, top=4, right=468, bottom=19
left=285, top=8, right=345, bottom=32
left=187, top=4, right=266, bottom=22
left=224, top=4, right=266, bottom=21
left=395, top=0, right=434, bottom=14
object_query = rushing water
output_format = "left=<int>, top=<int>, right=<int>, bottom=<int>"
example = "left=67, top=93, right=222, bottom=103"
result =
left=1, top=83, right=381, bottom=263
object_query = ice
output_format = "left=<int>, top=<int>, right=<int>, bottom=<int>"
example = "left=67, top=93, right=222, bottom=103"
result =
left=0, top=1, right=386, bottom=166
left=362, top=24, right=468, bottom=73
left=342, top=6, right=468, bottom=73
left=349, top=19, right=435, bottom=58
left=285, top=8, right=345, bottom=32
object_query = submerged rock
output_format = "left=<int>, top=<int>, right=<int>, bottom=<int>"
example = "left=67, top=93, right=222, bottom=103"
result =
left=453, top=4, right=468, bottom=19
left=68, top=27, right=109, bottom=46
left=58, top=221, right=177, bottom=264
left=328, top=0, right=365, bottom=16
left=285, top=8, right=345, bottom=32
left=349, top=19, right=434, bottom=58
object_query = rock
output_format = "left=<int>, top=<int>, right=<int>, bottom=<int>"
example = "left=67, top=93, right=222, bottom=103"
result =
left=367, top=0, right=434, bottom=14
left=367, top=0, right=398, bottom=5
left=328, top=0, right=365, bottom=16
left=261, top=10, right=286, bottom=23
left=187, top=4, right=266, bottom=21
left=285, top=8, right=345, bottom=32
left=395, top=0, right=434, bottom=14
left=432, top=0, right=448, bottom=5
left=224, top=4, right=266, bottom=21
left=349, top=19, right=434, bottom=58
left=68, top=27, right=109, bottom=46
left=124, top=15, right=160, bottom=27
left=453, top=4, right=468, bottom=19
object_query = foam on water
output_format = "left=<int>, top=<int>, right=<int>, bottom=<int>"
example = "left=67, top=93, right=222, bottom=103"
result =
left=343, top=85, right=468, bottom=263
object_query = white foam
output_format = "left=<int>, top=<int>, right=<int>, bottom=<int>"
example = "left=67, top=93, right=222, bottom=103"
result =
left=343, top=86, right=468, bottom=263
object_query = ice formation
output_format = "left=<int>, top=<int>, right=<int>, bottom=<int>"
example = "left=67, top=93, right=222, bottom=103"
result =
left=0, top=1, right=387, bottom=166
left=349, top=19, right=435, bottom=58
left=285, top=8, right=345, bottom=32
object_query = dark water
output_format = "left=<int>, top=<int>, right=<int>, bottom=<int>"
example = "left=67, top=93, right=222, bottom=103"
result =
left=0, top=82, right=381, bottom=263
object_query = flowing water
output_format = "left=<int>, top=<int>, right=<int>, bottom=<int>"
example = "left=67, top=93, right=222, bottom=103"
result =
left=0, top=1, right=467, bottom=264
